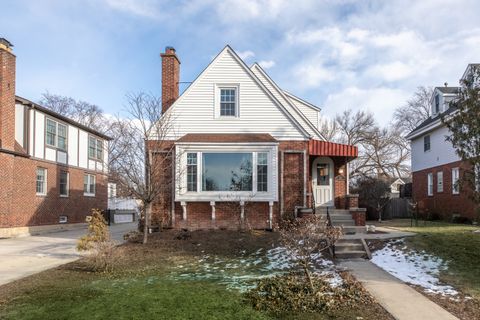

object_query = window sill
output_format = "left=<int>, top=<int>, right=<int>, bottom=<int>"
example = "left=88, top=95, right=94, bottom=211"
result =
left=60, top=195, right=69, bottom=198
left=84, top=193, right=96, bottom=197
left=36, top=193, right=47, bottom=197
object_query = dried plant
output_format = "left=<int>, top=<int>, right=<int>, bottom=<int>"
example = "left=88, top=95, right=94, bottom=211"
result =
left=77, top=208, right=110, bottom=251
left=279, top=215, right=343, bottom=291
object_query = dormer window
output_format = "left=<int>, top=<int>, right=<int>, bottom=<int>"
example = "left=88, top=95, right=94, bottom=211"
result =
left=434, top=94, right=440, bottom=114
left=215, top=84, right=239, bottom=118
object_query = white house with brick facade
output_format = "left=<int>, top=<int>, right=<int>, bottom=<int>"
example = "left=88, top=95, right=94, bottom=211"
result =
left=0, top=38, right=111, bottom=237
left=148, top=45, right=364, bottom=231
left=406, top=64, right=479, bottom=221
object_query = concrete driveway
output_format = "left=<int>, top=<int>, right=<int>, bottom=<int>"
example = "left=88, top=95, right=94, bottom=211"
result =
left=0, top=223, right=136, bottom=286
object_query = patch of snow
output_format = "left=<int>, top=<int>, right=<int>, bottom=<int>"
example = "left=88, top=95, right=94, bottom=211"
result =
left=371, top=240, right=459, bottom=297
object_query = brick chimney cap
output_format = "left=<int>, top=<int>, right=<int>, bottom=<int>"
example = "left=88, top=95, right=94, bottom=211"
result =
left=165, top=46, right=175, bottom=53
left=0, top=38, right=13, bottom=48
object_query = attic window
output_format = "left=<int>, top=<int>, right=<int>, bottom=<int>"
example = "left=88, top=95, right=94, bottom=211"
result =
left=220, top=88, right=237, bottom=116
left=434, top=94, right=440, bottom=114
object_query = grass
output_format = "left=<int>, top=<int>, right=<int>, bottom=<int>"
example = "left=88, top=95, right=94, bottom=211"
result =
left=377, top=219, right=480, bottom=298
left=0, top=229, right=392, bottom=320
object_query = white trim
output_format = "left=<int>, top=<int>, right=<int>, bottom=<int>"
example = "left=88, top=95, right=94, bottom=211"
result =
left=175, top=143, right=278, bottom=202
left=282, top=90, right=321, bottom=111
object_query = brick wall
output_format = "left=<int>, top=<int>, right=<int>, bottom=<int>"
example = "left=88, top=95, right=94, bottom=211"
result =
left=0, top=45, right=16, bottom=150
left=0, top=155, right=108, bottom=227
left=413, top=160, right=478, bottom=220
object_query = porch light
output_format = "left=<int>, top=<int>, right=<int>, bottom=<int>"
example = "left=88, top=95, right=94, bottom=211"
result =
left=338, top=168, right=344, bottom=174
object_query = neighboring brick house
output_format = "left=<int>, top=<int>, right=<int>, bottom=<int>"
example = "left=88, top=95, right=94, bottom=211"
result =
left=0, top=38, right=111, bottom=237
left=148, top=45, right=360, bottom=230
left=406, top=64, right=479, bottom=221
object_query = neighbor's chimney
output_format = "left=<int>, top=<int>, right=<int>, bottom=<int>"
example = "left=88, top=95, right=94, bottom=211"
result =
left=160, top=46, right=180, bottom=114
left=0, top=38, right=16, bottom=150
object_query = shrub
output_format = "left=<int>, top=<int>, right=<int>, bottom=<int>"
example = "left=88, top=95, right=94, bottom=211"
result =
left=84, top=241, right=121, bottom=273
left=123, top=230, right=143, bottom=243
left=245, top=272, right=375, bottom=315
left=77, top=208, right=110, bottom=251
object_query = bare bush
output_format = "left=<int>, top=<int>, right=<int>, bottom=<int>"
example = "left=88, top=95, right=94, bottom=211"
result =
left=84, top=241, right=121, bottom=273
left=280, top=215, right=342, bottom=291
left=77, top=208, right=110, bottom=251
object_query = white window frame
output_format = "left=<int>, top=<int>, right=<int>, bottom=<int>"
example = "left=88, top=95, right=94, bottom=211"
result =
left=437, top=171, right=443, bottom=193
left=452, top=167, right=460, bottom=194
left=88, top=136, right=104, bottom=161
left=36, top=167, right=47, bottom=196
left=45, top=118, right=68, bottom=151
left=175, top=143, right=278, bottom=202
left=214, top=84, right=240, bottom=118
left=427, top=172, right=433, bottom=196
left=84, top=173, right=96, bottom=197
left=59, top=171, right=69, bottom=197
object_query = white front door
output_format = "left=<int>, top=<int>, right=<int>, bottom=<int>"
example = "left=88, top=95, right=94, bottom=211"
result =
left=312, top=157, right=334, bottom=207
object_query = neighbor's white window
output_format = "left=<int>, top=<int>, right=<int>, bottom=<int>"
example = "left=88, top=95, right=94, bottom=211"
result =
left=84, top=174, right=96, bottom=196
left=88, top=136, right=103, bottom=161
left=437, top=171, right=443, bottom=193
left=46, top=118, right=67, bottom=151
left=36, top=168, right=47, bottom=195
left=427, top=173, right=433, bottom=196
left=452, top=167, right=460, bottom=194
left=59, top=171, right=69, bottom=197
left=424, top=135, right=431, bottom=152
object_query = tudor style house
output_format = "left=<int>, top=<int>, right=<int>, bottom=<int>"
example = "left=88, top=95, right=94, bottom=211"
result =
left=148, top=45, right=363, bottom=230
left=0, top=38, right=110, bottom=237
left=406, top=64, right=479, bottom=221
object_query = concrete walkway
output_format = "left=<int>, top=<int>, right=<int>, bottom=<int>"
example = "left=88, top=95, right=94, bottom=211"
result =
left=0, top=223, right=136, bottom=286
left=338, top=259, right=458, bottom=320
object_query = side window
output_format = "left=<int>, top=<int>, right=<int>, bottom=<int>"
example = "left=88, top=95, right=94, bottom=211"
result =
left=187, top=153, right=197, bottom=192
left=257, top=153, right=268, bottom=192
left=88, top=136, right=103, bottom=161
left=452, top=168, right=460, bottom=194
left=437, top=171, right=443, bottom=192
left=36, top=168, right=47, bottom=195
left=424, top=135, right=431, bottom=152
left=59, top=171, right=69, bottom=197
left=427, top=173, right=433, bottom=196
left=45, top=119, right=67, bottom=150
left=84, top=174, right=96, bottom=196
left=434, top=94, right=440, bottom=114
left=220, top=88, right=237, bottom=117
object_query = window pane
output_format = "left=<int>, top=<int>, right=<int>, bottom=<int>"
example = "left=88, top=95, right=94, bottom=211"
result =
left=84, top=174, right=89, bottom=193
left=202, top=153, right=252, bottom=191
left=317, top=164, right=330, bottom=186
left=36, top=168, right=45, bottom=194
left=96, top=139, right=103, bottom=160
left=257, top=153, right=268, bottom=192
left=90, top=175, right=96, bottom=194
left=89, top=137, right=96, bottom=158
left=220, top=88, right=236, bottom=116
left=46, top=119, right=56, bottom=146
left=60, top=171, right=68, bottom=196
left=187, top=153, right=197, bottom=192
left=57, top=124, right=67, bottom=150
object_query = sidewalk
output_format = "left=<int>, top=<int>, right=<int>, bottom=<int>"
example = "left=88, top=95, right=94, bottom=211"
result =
left=338, top=259, right=458, bottom=320
left=0, top=223, right=136, bottom=286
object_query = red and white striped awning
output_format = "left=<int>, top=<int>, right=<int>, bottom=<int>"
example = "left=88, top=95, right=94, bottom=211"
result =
left=308, top=139, right=358, bottom=158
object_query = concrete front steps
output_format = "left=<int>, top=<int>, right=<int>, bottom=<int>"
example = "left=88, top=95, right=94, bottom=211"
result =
left=316, top=208, right=365, bottom=235
left=334, top=238, right=370, bottom=259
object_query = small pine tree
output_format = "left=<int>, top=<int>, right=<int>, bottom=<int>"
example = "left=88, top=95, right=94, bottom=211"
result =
left=77, top=208, right=110, bottom=251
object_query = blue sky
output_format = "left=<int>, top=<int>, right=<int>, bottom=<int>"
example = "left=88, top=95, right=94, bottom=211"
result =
left=2, top=0, right=480, bottom=124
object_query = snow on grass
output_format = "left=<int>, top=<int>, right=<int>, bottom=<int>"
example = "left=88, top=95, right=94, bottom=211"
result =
left=371, top=239, right=459, bottom=297
left=169, top=245, right=341, bottom=291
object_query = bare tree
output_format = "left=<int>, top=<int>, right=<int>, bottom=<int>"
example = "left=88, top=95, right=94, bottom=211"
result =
left=40, top=92, right=105, bottom=131
left=111, top=92, right=175, bottom=244
left=317, top=117, right=339, bottom=142
left=335, top=109, right=376, bottom=145
left=393, top=86, right=433, bottom=135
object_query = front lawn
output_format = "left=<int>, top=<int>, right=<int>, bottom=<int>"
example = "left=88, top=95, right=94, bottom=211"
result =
left=0, top=230, right=391, bottom=320
left=377, top=219, right=480, bottom=298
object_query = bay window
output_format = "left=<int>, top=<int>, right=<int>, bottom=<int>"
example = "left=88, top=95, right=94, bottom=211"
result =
left=177, top=145, right=277, bottom=201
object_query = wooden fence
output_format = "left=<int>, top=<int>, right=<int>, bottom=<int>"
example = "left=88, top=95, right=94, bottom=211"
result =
left=383, top=198, right=411, bottom=219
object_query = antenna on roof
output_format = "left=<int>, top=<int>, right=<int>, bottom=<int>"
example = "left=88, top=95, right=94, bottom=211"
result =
left=444, top=82, right=448, bottom=87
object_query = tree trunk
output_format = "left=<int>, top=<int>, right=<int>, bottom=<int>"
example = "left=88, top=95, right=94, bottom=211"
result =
left=142, top=203, right=150, bottom=244
left=303, top=263, right=315, bottom=292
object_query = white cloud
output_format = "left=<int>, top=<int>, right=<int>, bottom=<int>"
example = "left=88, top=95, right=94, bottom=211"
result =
left=258, top=60, right=275, bottom=69
left=103, top=0, right=161, bottom=18
left=237, top=50, right=255, bottom=61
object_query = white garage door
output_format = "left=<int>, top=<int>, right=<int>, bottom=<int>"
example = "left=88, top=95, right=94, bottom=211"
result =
left=114, top=213, right=133, bottom=223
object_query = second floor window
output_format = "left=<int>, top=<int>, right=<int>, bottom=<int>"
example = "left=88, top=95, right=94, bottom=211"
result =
left=424, top=135, right=431, bottom=152
left=89, top=136, right=103, bottom=160
left=220, top=88, right=237, bottom=116
left=46, top=119, right=67, bottom=150
left=434, top=94, right=440, bottom=114
left=84, top=174, right=96, bottom=196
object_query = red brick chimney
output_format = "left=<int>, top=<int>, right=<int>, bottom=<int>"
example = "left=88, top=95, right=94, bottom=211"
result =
left=160, top=46, right=180, bottom=114
left=0, top=38, right=16, bottom=150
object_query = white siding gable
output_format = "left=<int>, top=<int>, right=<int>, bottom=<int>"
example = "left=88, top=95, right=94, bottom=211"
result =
left=161, top=47, right=309, bottom=141
left=411, top=125, right=460, bottom=172
left=283, top=92, right=321, bottom=129
left=250, top=64, right=324, bottom=140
